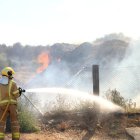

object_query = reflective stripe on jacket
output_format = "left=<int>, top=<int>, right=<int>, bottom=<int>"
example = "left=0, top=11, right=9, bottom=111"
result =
left=0, top=80, right=20, bottom=106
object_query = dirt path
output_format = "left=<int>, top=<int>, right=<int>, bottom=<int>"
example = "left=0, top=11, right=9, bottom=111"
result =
left=4, top=113, right=137, bottom=140
left=5, top=132, right=88, bottom=140
left=4, top=129, right=134, bottom=140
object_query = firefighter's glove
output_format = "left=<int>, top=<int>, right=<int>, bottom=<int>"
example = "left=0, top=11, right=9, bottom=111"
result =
left=18, top=87, right=23, bottom=96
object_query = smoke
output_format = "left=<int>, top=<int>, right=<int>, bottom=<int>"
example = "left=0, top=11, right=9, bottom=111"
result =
left=94, top=32, right=131, bottom=43
left=57, top=38, right=140, bottom=108
left=17, top=33, right=140, bottom=112
left=22, top=60, right=72, bottom=102
left=115, top=40, right=140, bottom=106
left=116, top=40, right=140, bottom=67
left=99, top=39, right=140, bottom=107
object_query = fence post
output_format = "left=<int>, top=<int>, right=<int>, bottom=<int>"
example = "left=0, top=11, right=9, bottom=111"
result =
left=92, top=65, right=99, bottom=96
left=87, top=65, right=100, bottom=134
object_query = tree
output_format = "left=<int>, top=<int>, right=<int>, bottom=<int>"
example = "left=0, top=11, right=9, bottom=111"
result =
left=12, top=42, right=23, bottom=59
left=0, top=53, right=8, bottom=71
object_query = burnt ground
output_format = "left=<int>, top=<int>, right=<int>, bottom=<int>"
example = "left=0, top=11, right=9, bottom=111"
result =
left=4, top=108, right=140, bottom=139
left=5, top=109, right=139, bottom=140
left=3, top=72, right=137, bottom=140
left=23, top=111, right=140, bottom=140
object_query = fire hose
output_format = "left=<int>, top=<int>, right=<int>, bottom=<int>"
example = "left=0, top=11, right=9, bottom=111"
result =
left=0, top=88, right=25, bottom=123
left=22, top=93, right=44, bottom=115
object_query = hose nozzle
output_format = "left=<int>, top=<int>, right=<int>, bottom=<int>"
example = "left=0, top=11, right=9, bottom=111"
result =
left=22, top=89, right=26, bottom=92
left=18, top=87, right=26, bottom=96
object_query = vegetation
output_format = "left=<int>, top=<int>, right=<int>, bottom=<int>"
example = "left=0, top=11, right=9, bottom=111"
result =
left=42, top=93, right=94, bottom=113
left=6, top=101, right=40, bottom=132
left=103, top=89, right=137, bottom=112
left=43, top=89, right=138, bottom=114
left=0, top=43, right=50, bottom=72
left=0, top=33, right=130, bottom=73
left=17, top=101, right=40, bottom=132
left=5, top=90, right=139, bottom=133
left=0, top=53, right=8, bottom=70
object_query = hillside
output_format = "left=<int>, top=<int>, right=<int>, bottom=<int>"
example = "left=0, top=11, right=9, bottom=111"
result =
left=49, top=39, right=129, bottom=68
left=0, top=33, right=130, bottom=73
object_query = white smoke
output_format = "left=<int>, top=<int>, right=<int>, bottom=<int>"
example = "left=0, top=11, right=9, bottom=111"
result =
left=100, top=39, right=140, bottom=107
left=22, top=38, right=140, bottom=111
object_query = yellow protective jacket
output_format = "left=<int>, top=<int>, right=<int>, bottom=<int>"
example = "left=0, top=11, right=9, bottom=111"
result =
left=0, top=79, right=20, bottom=106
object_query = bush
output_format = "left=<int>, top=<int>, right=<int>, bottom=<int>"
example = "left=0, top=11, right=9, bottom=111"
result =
left=43, top=93, right=94, bottom=113
left=42, top=93, right=71, bottom=112
left=6, top=101, right=39, bottom=132
left=72, top=96, right=94, bottom=112
left=17, top=101, right=40, bottom=132
left=103, top=89, right=137, bottom=112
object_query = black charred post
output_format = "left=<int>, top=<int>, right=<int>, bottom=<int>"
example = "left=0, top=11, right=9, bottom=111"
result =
left=92, top=65, right=99, bottom=96
left=87, top=65, right=100, bottom=134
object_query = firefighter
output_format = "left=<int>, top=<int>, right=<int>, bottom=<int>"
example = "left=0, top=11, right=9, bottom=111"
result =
left=0, top=67, right=21, bottom=140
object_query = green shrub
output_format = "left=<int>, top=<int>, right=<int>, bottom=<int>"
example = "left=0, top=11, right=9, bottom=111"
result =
left=103, top=89, right=127, bottom=108
left=17, top=101, right=40, bottom=132
left=103, top=89, right=137, bottom=112
left=6, top=101, right=39, bottom=132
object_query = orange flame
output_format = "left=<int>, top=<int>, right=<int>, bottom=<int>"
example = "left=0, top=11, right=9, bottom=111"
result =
left=93, top=41, right=104, bottom=45
left=58, top=58, right=61, bottom=62
left=109, top=80, right=115, bottom=86
left=77, top=42, right=83, bottom=45
left=37, top=51, right=50, bottom=73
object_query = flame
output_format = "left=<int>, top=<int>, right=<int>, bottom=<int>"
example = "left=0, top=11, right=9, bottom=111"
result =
left=109, top=80, right=115, bottom=86
left=77, top=42, right=83, bottom=45
left=124, top=40, right=128, bottom=43
left=58, top=58, right=61, bottom=62
left=93, top=41, right=104, bottom=45
left=37, top=51, right=50, bottom=73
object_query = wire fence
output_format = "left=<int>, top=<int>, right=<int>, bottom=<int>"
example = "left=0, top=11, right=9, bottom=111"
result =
left=20, top=64, right=140, bottom=112
left=16, top=64, right=140, bottom=138
left=100, top=65, right=140, bottom=108
left=20, top=64, right=92, bottom=109
left=22, top=64, right=93, bottom=94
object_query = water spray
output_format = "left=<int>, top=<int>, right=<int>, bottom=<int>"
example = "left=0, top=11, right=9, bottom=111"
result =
left=26, top=88, right=123, bottom=112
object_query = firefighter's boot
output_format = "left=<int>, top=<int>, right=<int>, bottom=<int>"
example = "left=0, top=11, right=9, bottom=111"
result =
left=10, top=105, right=20, bottom=140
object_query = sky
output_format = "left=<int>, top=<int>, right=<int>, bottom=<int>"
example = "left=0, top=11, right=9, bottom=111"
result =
left=0, top=0, right=140, bottom=46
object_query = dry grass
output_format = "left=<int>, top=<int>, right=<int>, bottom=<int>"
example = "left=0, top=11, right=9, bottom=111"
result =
left=56, top=121, right=69, bottom=131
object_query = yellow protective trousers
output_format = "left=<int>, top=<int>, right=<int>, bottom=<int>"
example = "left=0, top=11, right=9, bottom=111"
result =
left=0, top=104, right=20, bottom=140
